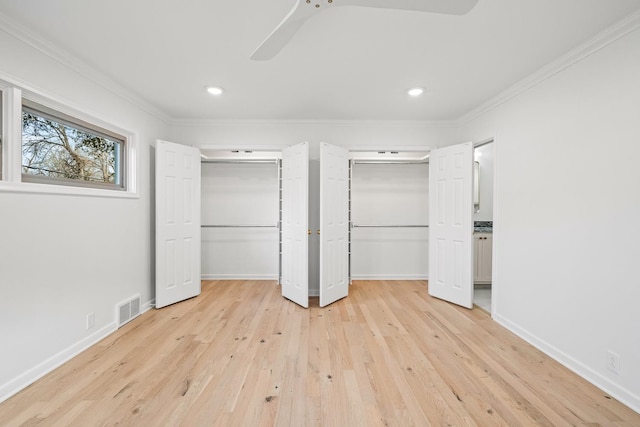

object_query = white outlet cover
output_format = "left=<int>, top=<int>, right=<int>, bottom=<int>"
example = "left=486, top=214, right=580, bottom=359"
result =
left=87, top=313, right=95, bottom=329
left=606, top=351, right=620, bottom=374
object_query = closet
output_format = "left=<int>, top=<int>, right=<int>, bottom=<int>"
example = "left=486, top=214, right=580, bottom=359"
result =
left=155, top=140, right=476, bottom=310
left=200, top=155, right=280, bottom=280
left=349, top=154, right=429, bottom=280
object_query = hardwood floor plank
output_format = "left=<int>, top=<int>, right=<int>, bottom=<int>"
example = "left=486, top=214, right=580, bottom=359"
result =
left=1, top=280, right=639, bottom=426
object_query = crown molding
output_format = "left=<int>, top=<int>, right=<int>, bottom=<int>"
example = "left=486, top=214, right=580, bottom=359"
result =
left=0, top=12, right=172, bottom=125
left=457, top=8, right=640, bottom=125
left=169, top=118, right=458, bottom=128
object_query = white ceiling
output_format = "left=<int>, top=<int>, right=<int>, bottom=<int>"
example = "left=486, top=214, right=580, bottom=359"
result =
left=0, top=0, right=639, bottom=122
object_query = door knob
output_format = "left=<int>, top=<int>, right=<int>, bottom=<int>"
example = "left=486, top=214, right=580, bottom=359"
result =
left=317, top=230, right=321, bottom=235
left=308, top=229, right=311, bottom=235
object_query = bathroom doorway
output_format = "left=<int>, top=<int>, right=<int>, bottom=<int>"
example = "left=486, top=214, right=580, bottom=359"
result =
left=472, top=139, right=494, bottom=312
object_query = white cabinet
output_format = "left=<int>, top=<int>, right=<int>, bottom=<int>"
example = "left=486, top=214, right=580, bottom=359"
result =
left=474, top=233, right=493, bottom=284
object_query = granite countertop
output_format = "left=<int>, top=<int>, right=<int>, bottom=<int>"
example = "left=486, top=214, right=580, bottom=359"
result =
left=474, top=227, right=493, bottom=233
left=474, top=221, right=493, bottom=233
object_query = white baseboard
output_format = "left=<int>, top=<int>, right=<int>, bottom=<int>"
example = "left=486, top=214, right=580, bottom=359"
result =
left=201, top=275, right=428, bottom=282
left=308, top=277, right=429, bottom=297
left=493, top=312, right=640, bottom=415
left=0, top=301, right=153, bottom=404
left=201, top=274, right=278, bottom=281
left=0, top=322, right=115, bottom=404
left=351, top=274, right=429, bottom=281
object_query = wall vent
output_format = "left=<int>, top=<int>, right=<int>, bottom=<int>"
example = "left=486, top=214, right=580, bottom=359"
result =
left=117, top=294, right=142, bottom=328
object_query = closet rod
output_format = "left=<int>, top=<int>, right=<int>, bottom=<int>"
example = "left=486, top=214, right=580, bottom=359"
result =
left=351, top=160, right=428, bottom=165
left=352, top=224, right=429, bottom=228
left=201, top=159, right=279, bottom=164
left=474, top=138, right=494, bottom=148
left=201, top=225, right=279, bottom=228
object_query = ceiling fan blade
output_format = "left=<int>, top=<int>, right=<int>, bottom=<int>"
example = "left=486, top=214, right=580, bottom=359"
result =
left=342, top=0, right=478, bottom=15
left=251, top=1, right=317, bottom=61
left=250, top=0, right=478, bottom=60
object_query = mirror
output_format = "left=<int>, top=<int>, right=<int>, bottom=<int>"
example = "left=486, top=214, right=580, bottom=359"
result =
left=473, top=161, right=480, bottom=213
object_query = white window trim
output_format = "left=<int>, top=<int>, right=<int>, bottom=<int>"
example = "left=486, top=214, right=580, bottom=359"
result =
left=0, top=84, right=22, bottom=184
left=0, top=79, right=138, bottom=199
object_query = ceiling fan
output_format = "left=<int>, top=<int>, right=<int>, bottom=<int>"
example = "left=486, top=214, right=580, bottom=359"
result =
left=250, top=0, right=479, bottom=60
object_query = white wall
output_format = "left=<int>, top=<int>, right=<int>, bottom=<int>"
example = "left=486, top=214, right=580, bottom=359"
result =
left=0, top=29, right=166, bottom=401
left=459, top=26, right=640, bottom=412
left=169, top=121, right=458, bottom=155
left=308, top=159, right=320, bottom=295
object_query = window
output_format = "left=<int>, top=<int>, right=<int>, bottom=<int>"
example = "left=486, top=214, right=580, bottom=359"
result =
left=21, top=101, right=126, bottom=190
left=0, top=79, right=136, bottom=197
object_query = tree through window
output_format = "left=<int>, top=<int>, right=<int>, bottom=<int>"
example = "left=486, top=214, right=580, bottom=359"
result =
left=21, top=104, right=125, bottom=189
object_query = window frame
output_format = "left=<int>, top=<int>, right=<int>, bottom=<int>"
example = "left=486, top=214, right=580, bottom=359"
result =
left=0, top=78, right=138, bottom=199
left=0, top=87, right=3, bottom=181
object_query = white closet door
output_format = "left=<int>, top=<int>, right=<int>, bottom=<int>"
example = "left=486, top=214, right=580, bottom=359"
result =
left=319, top=142, right=349, bottom=307
left=428, top=142, right=474, bottom=308
left=281, top=142, right=309, bottom=308
left=155, top=140, right=201, bottom=309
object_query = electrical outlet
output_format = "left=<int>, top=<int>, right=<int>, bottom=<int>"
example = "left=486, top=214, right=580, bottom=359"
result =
left=606, top=350, right=620, bottom=374
left=87, top=312, right=95, bottom=330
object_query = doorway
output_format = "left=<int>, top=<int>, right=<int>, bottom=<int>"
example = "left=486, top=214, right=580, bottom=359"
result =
left=349, top=151, right=430, bottom=281
left=199, top=148, right=283, bottom=280
left=472, top=139, right=495, bottom=312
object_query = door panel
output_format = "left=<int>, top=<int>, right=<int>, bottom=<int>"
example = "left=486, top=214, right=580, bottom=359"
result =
left=155, top=140, right=201, bottom=309
left=319, top=142, right=349, bottom=307
left=281, top=142, right=309, bottom=308
left=428, top=142, right=474, bottom=308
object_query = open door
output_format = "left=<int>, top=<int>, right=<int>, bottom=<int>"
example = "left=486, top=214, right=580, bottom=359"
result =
left=155, top=140, right=202, bottom=309
left=319, top=142, right=350, bottom=307
left=281, top=142, right=309, bottom=308
left=428, top=142, right=474, bottom=308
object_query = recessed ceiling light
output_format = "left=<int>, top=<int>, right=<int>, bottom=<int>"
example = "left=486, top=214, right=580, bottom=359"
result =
left=407, top=87, right=424, bottom=97
left=206, top=86, right=224, bottom=96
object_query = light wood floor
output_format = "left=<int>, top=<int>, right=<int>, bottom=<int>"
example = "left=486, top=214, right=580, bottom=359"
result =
left=1, top=280, right=638, bottom=426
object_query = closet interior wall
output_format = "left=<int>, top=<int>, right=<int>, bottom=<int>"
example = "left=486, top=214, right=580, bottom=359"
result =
left=350, top=161, right=430, bottom=280
left=200, top=160, right=280, bottom=280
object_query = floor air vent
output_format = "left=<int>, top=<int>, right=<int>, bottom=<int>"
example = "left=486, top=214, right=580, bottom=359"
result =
left=117, top=294, right=141, bottom=328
